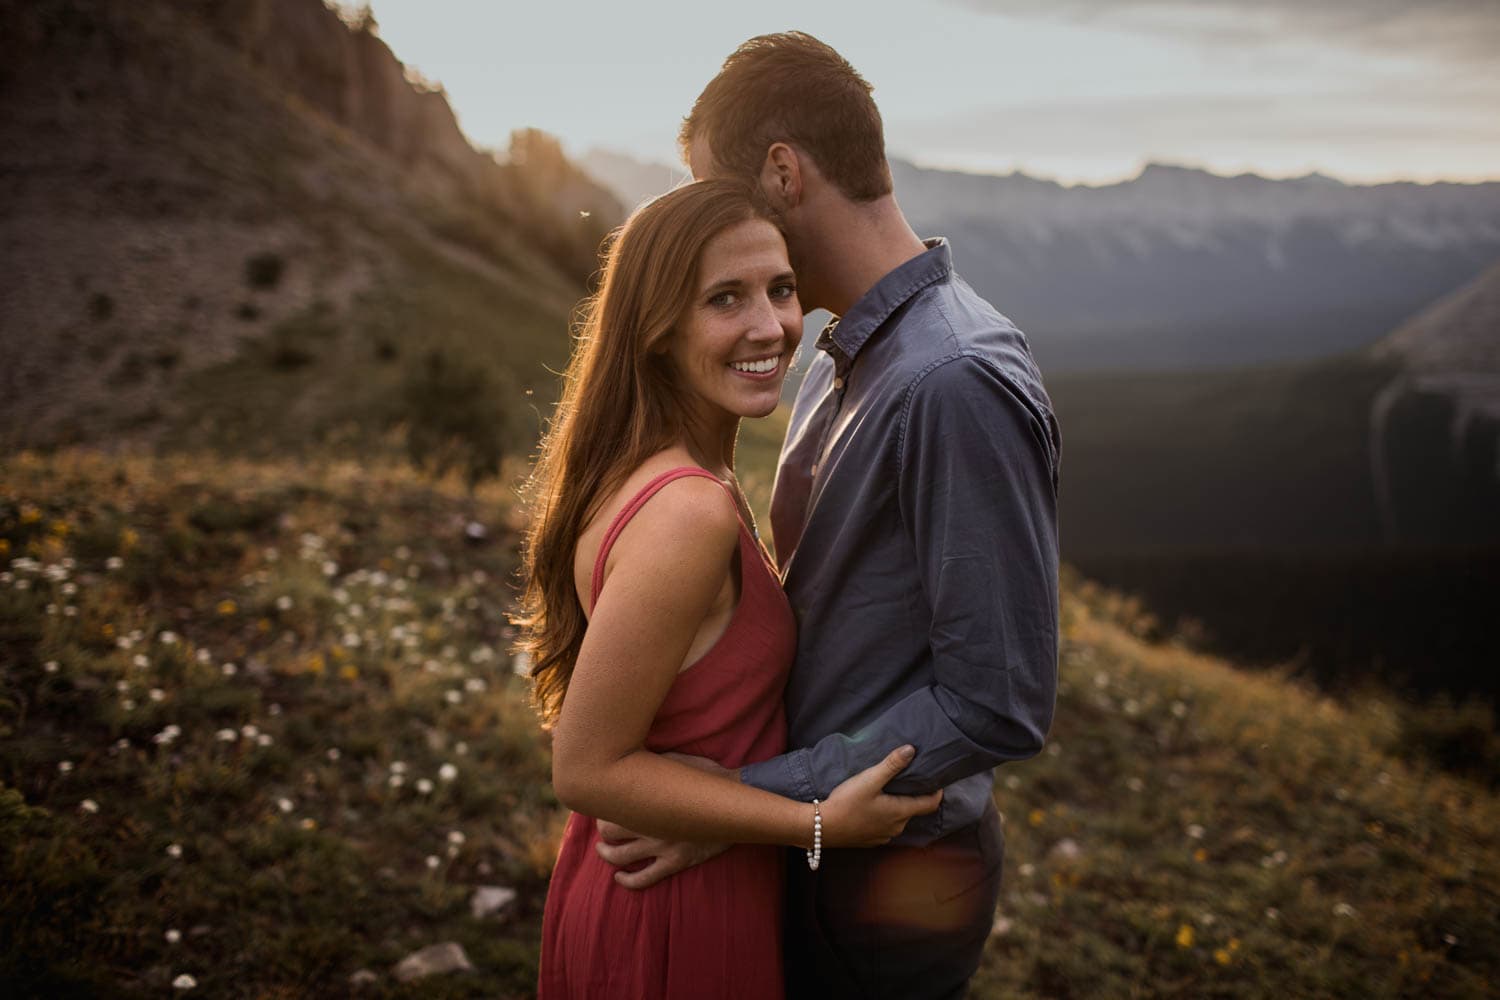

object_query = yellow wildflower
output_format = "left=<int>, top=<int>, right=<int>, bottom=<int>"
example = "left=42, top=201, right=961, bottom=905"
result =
left=1176, top=924, right=1194, bottom=949
left=0, top=539, right=10, bottom=556
left=1027, top=808, right=1045, bottom=827
left=120, top=527, right=139, bottom=550
left=331, top=645, right=347, bottom=661
left=339, top=664, right=358, bottom=681
left=1228, top=938, right=1240, bottom=953
left=20, top=504, right=42, bottom=525
left=101, top=623, right=115, bottom=638
left=1193, top=848, right=1208, bottom=863
left=1213, top=948, right=1232, bottom=966
left=216, top=599, right=238, bottom=616
left=256, top=617, right=272, bottom=633
left=307, top=653, right=326, bottom=675
left=49, top=520, right=70, bottom=537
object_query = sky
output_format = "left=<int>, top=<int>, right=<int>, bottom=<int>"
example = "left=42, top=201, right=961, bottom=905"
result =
left=359, top=0, right=1500, bottom=186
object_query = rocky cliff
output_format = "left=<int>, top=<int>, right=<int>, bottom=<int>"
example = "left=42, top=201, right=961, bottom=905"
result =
left=0, top=0, right=621, bottom=452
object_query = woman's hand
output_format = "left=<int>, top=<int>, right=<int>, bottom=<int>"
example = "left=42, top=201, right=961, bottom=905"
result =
left=818, top=745, right=943, bottom=847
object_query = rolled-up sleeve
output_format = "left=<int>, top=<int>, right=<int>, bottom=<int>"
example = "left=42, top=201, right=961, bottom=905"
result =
left=741, top=353, right=1059, bottom=803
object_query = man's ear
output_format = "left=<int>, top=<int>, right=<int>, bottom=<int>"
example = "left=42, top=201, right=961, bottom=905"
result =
left=758, top=142, right=803, bottom=211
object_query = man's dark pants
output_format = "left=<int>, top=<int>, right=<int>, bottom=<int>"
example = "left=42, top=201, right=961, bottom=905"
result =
left=785, top=800, right=1004, bottom=1000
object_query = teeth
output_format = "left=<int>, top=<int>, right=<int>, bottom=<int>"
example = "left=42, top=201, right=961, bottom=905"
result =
left=730, top=358, right=778, bottom=374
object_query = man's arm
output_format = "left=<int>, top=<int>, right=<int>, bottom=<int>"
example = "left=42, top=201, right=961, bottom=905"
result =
left=740, top=353, right=1059, bottom=802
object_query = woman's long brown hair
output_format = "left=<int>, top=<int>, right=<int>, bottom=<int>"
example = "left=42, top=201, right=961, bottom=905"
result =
left=515, top=180, right=769, bottom=725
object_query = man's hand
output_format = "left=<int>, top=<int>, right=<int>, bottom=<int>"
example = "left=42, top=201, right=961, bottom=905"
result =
left=595, top=824, right=730, bottom=889
left=594, top=752, right=736, bottom=890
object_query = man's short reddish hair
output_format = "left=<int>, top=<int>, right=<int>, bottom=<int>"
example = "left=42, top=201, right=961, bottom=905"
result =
left=680, top=32, right=892, bottom=203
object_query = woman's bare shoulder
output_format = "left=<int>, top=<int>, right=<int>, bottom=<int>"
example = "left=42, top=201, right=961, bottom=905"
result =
left=575, top=450, right=738, bottom=592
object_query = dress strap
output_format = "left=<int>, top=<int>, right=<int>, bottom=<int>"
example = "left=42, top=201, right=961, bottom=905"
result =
left=589, top=467, right=738, bottom=612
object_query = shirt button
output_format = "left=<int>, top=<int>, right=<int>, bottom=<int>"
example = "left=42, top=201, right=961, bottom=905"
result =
left=833, top=377, right=845, bottom=390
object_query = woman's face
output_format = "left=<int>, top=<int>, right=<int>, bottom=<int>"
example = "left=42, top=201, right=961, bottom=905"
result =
left=666, top=218, right=802, bottom=427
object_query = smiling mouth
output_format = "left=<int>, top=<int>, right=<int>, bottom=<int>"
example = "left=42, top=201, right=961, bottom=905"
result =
left=728, top=357, right=779, bottom=375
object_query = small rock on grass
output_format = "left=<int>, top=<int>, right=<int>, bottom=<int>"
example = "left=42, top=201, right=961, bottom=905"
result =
left=393, top=942, right=474, bottom=983
left=470, top=885, right=518, bottom=920
left=349, top=968, right=378, bottom=989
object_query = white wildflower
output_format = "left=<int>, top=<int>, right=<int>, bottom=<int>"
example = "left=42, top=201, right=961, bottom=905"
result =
left=158, top=631, right=178, bottom=645
left=1333, top=902, right=1357, bottom=918
left=149, top=688, right=165, bottom=703
left=1186, top=824, right=1205, bottom=840
left=57, top=760, right=74, bottom=774
left=166, top=843, right=183, bottom=858
left=165, top=928, right=181, bottom=944
left=256, top=733, right=273, bottom=747
left=44, top=660, right=59, bottom=673
left=79, top=798, right=99, bottom=814
left=444, top=690, right=462, bottom=705
left=325, top=747, right=341, bottom=761
left=221, top=662, right=238, bottom=677
left=171, top=973, right=196, bottom=989
left=106, top=556, right=124, bottom=570
left=425, top=855, right=440, bottom=870
left=274, top=595, right=293, bottom=612
left=416, top=778, right=434, bottom=795
left=438, top=762, right=458, bottom=783
left=276, top=797, right=294, bottom=813
left=215, top=729, right=237, bottom=742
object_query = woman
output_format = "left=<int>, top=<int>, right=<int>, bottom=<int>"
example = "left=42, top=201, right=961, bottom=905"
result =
left=516, top=180, right=940, bottom=999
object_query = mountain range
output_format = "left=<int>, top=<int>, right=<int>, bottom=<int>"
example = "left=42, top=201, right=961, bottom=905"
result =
left=583, top=150, right=1500, bottom=375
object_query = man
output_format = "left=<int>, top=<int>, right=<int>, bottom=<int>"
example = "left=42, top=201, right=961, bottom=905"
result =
left=597, top=32, right=1060, bottom=999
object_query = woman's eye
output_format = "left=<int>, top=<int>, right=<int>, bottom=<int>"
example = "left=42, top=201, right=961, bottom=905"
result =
left=708, top=291, right=737, bottom=308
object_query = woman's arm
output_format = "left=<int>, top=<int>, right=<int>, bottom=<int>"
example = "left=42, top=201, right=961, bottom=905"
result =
left=550, top=476, right=934, bottom=848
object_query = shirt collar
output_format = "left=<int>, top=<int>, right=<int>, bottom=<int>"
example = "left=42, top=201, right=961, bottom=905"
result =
left=816, top=238, right=952, bottom=374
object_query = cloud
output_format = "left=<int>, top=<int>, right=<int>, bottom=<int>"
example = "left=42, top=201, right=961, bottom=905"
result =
left=890, top=85, right=1500, bottom=180
left=945, top=0, right=1500, bottom=62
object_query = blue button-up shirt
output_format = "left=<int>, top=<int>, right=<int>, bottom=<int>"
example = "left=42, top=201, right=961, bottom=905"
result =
left=740, top=238, right=1061, bottom=845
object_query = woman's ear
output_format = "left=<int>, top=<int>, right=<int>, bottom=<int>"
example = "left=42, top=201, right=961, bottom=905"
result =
left=759, top=142, right=803, bottom=212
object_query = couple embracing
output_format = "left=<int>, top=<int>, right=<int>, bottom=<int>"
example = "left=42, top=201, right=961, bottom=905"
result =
left=517, top=32, right=1061, bottom=1000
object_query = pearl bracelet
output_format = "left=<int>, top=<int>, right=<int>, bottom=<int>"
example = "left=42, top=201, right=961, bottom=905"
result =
left=806, top=799, right=822, bottom=871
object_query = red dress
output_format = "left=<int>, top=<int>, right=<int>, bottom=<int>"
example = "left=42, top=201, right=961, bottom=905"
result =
left=538, top=467, right=796, bottom=1000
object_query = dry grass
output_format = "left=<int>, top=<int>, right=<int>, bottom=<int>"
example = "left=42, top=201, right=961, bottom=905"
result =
left=2, top=449, right=1496, bottom=998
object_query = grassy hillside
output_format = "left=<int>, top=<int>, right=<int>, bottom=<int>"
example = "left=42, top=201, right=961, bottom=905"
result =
left=3, top=450, right=1496, bottom=997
